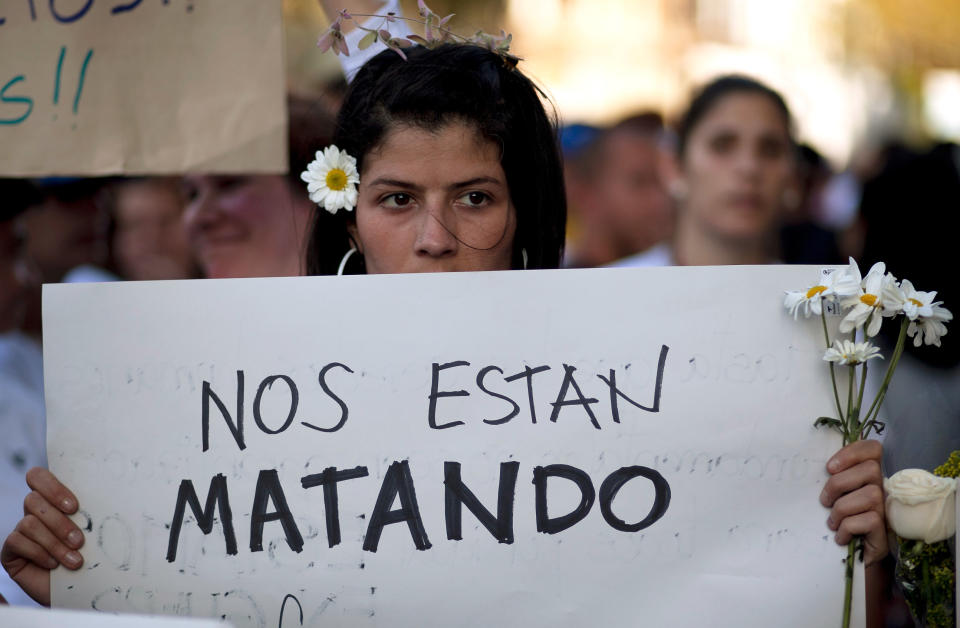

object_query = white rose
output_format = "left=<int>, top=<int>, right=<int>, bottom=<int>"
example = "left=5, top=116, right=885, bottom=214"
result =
left=884, top=469, right=957, bottom=543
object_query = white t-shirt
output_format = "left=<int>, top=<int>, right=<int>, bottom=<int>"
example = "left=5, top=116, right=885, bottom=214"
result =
left=340, top=0, right=413, bottom=82
left=0, top=331, right=45, bottom=607
left=608, top=243, right=674, bottom=268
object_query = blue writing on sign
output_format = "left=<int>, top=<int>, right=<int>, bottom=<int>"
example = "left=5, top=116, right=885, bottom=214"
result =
left=49, top=0, right=95, bottom=23
left=73, top=49, right=93, bottom=113
left=1, top=46, right=94, bottom=126
left=1, top=0, right=191, bottom=26
left=112, top=0, right=143, bottom=14
left=0, top=76, right=34, bottom=125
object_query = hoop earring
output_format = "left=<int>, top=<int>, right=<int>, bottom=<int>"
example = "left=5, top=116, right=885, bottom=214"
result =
left=337, top=247, right=358, bottom=276
left=521, top=248, right=528, bottom=270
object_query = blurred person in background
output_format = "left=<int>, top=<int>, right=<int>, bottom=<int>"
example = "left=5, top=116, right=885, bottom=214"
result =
left=182, top=95, right=336, bottom=278
left=564, top=113, right=673, bottom=267
left=19, top=179, right=113, bottom=285
left=778, top=143, right=843, bottom=264
left=17, top=178, right=114, bottom=340
left=0, top=180, right=45, bottom=607
left=109, top=177, right=199, bottom=281
left=858, top=140, right=960, bottom=474
left=613, top=75, right=797, bottom=268
left=560, top=122, right=603, bottom=266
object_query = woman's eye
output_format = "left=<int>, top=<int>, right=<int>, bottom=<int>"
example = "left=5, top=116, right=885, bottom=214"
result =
left=217, top=176, right=248, bottom=191
left=758, top=137, right=787, bottom=159
left=382, top=193, right=413, bottom=209
left=709, top=133, right=736, bottom=154
left=457, top=191, right=491, bottom=208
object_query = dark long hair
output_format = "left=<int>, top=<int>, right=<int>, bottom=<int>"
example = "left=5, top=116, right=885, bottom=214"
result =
left=677, top=75, right=794, bottom=160
left=306, top=44, right=566, bottom=274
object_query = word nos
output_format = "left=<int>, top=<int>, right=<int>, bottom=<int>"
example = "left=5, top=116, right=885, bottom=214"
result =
left=165, top=461, right=672, bottom=561
left=200, top=346, right=671, bottom=448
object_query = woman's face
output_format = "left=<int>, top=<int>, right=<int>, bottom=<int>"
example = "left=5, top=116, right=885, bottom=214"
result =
left=182, top=175, right=313, bottom=278
left=113, top=179, right=196, bottom=280
left=679, top=92, right=794, bottom=242
left=349, top=122, right=516, bottom=274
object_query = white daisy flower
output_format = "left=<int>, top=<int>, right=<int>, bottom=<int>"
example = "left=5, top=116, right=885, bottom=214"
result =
left=822, top=339, right=883, bottom=365
left=839, top=261, right=904, bottom=336
left=829, top=257, right=866, bottom=300
left=899, top=279, right=936, bottom=321
left=907, top=304, right=953, bottom=348
left=300, top=145, right=360, bottom=214
left=783, top=258, right=861, bottom=319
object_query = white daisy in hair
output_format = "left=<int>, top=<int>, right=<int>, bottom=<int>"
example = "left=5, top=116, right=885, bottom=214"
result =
left=301, top=145, right=360, bottom=214
left=822, top=339, right=883, bottom=366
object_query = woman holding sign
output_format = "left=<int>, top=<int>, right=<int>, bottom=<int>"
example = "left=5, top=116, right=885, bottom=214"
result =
left=1, top=33, right=885, bottom=612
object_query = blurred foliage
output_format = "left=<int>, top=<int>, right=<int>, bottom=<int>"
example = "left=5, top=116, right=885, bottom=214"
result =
left=284, top=0, right=506, bottom=33
left=282, top=0, right=508, bottom=95
left=845, top=0, right=960, bottom=68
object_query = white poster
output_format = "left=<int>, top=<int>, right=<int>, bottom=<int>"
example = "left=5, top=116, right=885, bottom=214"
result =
left=43, top=267, right=865, bottom=626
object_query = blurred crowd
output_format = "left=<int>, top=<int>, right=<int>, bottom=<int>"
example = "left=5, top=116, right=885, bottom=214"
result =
left=1, top=64, right=959, bottom=623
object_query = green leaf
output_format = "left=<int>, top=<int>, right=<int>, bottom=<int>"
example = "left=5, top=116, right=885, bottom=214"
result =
left=814, top=417, right=842, bottom=430
left=358, top=30, right=378, bottom=51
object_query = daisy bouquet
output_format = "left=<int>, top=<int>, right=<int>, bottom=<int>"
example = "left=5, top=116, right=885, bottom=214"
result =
left=783, top=258, right=953, bottom=628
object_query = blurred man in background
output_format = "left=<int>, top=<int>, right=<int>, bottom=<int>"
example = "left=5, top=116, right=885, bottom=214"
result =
left=0, top=179, right=45, bottom=607
left=563, top=113, right=673, bottom=267
left=17, top=178, right=114, bottom=340
left=108, top=177, right=198, bottom=281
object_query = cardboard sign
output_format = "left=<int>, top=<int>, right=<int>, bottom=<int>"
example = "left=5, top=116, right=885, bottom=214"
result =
left=43, top=267, right=865, bottom=626
left=0, top=0, right=285, bottom=176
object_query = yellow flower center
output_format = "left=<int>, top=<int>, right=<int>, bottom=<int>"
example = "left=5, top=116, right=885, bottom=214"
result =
left=805, top=285, right=827, bottom=299
left=326, top=168, right=348, bottom=191
left=860, top=294, right=878, bottom=307
left=909, top=298, right=923, bottom=307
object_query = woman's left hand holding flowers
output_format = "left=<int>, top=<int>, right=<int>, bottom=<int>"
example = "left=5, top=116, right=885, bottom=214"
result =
left=820, top=439, right=888, bottom=565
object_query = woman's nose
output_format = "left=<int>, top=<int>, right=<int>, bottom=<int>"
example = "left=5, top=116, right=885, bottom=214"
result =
left=734, top=148, right=763, bottom=179
left=414, top=208, right=457, bottom=259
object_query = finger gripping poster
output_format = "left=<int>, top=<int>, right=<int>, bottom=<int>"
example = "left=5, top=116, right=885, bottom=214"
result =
left=0, top=0, right=285, bottom=176
left=43, top=267, right=865, bottom=627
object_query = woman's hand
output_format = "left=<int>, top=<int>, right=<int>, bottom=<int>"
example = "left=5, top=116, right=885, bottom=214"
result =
left=819, top=439, right=888, bottom=566
left=0, top=467, right=84, bottom=606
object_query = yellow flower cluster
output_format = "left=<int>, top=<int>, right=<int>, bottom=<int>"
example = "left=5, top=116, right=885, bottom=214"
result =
left=934, top=449, right=960, bottom=478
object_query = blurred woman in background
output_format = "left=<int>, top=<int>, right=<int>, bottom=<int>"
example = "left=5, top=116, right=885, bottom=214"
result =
left=182, top=95, right=338, bottom=279
left=614, top=75, right=797, bottom=267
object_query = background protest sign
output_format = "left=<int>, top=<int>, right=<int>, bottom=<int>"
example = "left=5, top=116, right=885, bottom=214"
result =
left=43, top=267, right=865, bottom=626
left=0, top=0, right=285, bottom=176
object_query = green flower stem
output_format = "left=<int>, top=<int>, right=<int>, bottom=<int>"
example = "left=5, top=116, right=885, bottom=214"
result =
left=842, top=541, right=855, bottom=628
left=845, top=364, right=856, bottom=443
left=820, top=307, right=844, bottom=423
left=853, top=362, right=868, bottom=432
left=861, top=318, right=909, bottom=433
